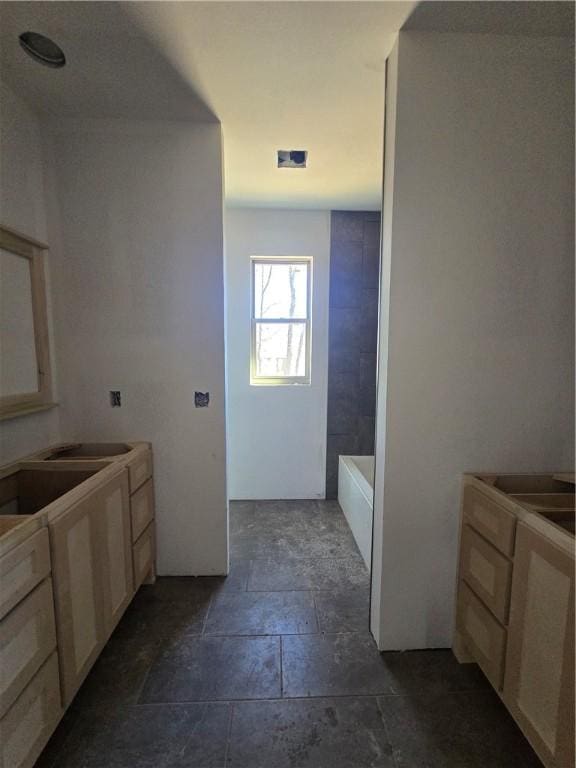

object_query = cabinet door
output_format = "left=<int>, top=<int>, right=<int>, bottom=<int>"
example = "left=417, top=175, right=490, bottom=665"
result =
left=503, top=522, right=575, bottom=768
left=99, top=470, right=133, bottom=637
left=50, top=492, right=105, bottom=706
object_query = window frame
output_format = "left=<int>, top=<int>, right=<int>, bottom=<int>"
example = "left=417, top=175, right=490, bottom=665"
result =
left=250, top=255, right=312, bottom=387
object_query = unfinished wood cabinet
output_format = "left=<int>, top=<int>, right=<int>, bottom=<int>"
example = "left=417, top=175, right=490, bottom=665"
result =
left=98, top=471, right=133, bottom=637
left=49, top=487, right=105, bottom=706
left=0, top=653, right=61, bottom=768
left=460, top=524, right=512, bottom=624
left=0, top=578, right=57, bottom=718
left=0, top=443, right=156, bottom=765
left=457, top=580, right=507, bottom=689
left=128, top=450, right=152, bottom=494
left=455, top=473, right=575, bottom=768
left=50, top=468, right=133, bottom=704
left=130, top=478, right=155, bottom=543
left=0, top=528, right=50, bottom=620
left=133, top=521, right=156, bottom=589
left=503, top=522, right=575, bottom=768
left=462, top=485, right=517, bottom=556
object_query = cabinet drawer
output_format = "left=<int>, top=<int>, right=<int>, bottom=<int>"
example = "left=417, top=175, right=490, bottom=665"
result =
left=0, top=652, right=61, bottom=768
left=0, top=579, right=57, bottom=718
left=457, top=581, right=507, bottom=690
left=460, top=525, right=513, bottom=624
left=130, top=480, right=155, bottom=543
left=463, top=486, right=516, bottom=556
left=133, top=523, right=155, bottom=590
left=128, top=451, right=152, bottom=494
left=0, top=529, right=51, bottom=621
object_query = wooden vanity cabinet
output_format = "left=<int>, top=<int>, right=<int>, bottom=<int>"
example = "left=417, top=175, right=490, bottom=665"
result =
left=49, top=469, right=132, bottom=705
left=454, top=474, right=575, bottom=768
left=0, top=443, right=156, bottom=766
left=98, top=472, right=133, bottom=637
left=503, top=522, right=575, bottom=768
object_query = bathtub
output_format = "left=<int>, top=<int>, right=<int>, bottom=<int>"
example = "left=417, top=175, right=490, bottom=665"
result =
left=338, top=455, right=374, bottom=569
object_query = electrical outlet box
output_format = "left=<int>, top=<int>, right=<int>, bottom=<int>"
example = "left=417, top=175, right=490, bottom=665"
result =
left=194, top=391, right=209, bottom=408
left=110, top=391, right=121, bottom=407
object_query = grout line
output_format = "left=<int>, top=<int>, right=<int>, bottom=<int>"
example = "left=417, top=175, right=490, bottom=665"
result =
left=375, top=697, right=400, bottom=768
left=133, top=638, right=166, bottom=705
left=279, top=635, right=284, bottom=697
left=79, top=691, right=430, bottom=709
left=201, top=591, right=217, bottom=636
left=311, top=590, right=323, bottom=634
left=77, top=689, right=491, bottom=710
left=244, top=559, right=253, bottom=591
left=223, top=701, right=235, bottom=767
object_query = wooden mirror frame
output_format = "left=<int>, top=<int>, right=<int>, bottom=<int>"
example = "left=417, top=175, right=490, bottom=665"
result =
left=0, top=224, right=56, bottom=420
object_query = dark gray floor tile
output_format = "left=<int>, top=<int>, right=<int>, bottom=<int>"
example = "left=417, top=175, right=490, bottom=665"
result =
left=287, top=534, right=361, bottom=561
left=254, top=499, right=319, bottom=516
left=113, top=592, right=210, bottom=640
left=231, top=509, right=361, bottom=562
left=282, top=633, right=394, bottom=698
left=205, top=590, right=318, bottom=635
left=228, top=697, right=394, bottom=768
left=35, top=707, right=80, bottom=768
left=140, top=635, right=281, bottom=702
left=74, top=635, right=163, bottom=706
left=230, top=530, right=308, bottom=561
left=248, top=557, right=368, bottom=592
left=295, top=523, right=361, bottom=560
left=198, top=560, right=252, bottom=594
left=382, top=650, right=490, bottom=696
left=49, top=703, right=230, bottom=768
left=378, top=691, right=542, bottom=768
left=135, top=576, right=219, bottom=603
left=229, top=500, right=255, bottom=515
left=314, top=590, right=370, bottom=634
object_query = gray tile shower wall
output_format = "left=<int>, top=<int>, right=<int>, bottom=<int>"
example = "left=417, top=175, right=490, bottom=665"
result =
left=326, top=211, right=381, bottom=499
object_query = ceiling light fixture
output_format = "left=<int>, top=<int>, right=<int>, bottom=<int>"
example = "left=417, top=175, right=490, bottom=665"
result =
left=278, top=150, right=307, bottom=169
left=19, top=31, right=66, bottom=68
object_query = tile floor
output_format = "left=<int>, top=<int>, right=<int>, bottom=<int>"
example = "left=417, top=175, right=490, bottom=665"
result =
left=37, top=500, right=542, bottom=768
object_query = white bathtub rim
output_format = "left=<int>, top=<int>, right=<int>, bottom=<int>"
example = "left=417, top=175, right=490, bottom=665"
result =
left=339, top=455, right=374, bottom=507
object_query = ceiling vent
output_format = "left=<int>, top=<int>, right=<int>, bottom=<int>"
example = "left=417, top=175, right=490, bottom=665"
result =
left=19, top=32, right=66, bottom=68
left=277, top=150, right=307, bottom=169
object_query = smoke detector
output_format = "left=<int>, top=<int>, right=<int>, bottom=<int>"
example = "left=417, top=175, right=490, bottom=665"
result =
left=277, top=150, right=307, bottom=169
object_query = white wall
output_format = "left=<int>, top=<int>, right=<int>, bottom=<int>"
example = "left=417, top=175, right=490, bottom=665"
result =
left=372, top=33, right=575, bottom=649
left=225, top=208, right=330, bottom=499
left=49, top=119, right=228, bottom=576
left=0, top=81, right=61, bottom=463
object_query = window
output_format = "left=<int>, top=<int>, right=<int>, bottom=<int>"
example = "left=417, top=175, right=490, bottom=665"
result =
left=251, top=257, right=312, bottom=385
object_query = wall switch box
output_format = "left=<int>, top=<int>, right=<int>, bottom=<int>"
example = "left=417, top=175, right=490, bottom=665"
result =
left=110, top=391, right=121, bottom=407
left=195, top=391, right=209, bottom=407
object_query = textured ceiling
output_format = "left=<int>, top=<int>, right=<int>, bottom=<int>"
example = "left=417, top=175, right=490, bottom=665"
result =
left=3, top=2, right=569, bottom=210
left=0, top=1, right=415, bottom=210
left=125, top=2, right=416, bottom=210
left=403, top=1, right=574, bottom=36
